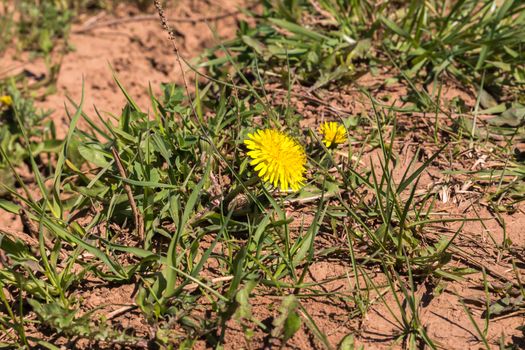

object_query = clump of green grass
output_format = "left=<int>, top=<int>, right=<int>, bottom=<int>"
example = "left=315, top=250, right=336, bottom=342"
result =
left=0, top=69, right=477, bottom=348
left=199, top=0, right=525, bottom=212
left=201, top=0, right=525, bottom=108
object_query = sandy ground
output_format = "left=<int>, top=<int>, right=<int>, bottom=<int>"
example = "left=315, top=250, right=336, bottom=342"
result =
left=1, top=1, right=524, bottom=349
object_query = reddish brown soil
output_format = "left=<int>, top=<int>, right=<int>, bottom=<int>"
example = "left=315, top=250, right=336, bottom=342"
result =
left=1, top=1, right=524, bottom=349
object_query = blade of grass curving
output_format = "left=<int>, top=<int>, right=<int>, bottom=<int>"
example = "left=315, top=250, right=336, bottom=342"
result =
left=52, top=80, right=85, bottom=218
left=397, top=177, right=421, bottom=256
left=66, top=95, right=110, bottom=140
left=269, top=18, right=331, bottom=41
left=460, top=299, right=491, bottom=350
left=172, top=210, right=232, bottom=298
left=291, top=198, right=327, bottom=268
left=397, top=144, right=446, bottom=194
left=166, top=265, right=229, bottom=302
left=163, top=162, right=210, bottom=301
left=111, top=67, right=142, bottom=112
left=297, top=303, right=334, bottom=350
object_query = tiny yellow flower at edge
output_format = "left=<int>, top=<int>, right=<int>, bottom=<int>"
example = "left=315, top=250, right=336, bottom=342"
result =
left=244, top=129, right=306, bottom=191
left=0, top=95, right=13, bottom=107
left=319, top=121, right=347, bottom=148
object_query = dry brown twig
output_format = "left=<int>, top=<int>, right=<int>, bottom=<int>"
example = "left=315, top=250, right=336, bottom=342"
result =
left=74, top=3, right=258, bottom=34
left=106, top=305, right=138, bottom=320
left=0, top=227, right=69, bottom=261
left=449, top=246, right=522, bottom=289
left=111, top=146, right=144, bottom=241
left=154, top=0, right=198, bottom=120
left=0, top=228, right=39, bottom=248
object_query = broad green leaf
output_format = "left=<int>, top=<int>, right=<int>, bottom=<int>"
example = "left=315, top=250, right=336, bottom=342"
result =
left=272, top=295, right=302, bottom=342
left=77, top=144, right=111, bottom=167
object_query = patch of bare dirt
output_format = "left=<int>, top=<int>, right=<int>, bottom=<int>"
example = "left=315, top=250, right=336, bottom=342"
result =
left=3, top=1, right=251, bottom=137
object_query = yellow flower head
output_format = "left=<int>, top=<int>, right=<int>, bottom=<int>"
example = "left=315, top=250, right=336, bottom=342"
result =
left=0, top=95, right=13, bottom=107
left=319, top=121, right=347, bottom=148
left=244, top=129, right=306, bottom=191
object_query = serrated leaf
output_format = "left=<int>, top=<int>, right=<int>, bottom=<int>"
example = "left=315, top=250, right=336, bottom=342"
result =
left=78, top=144, right=111, bottom=167
left=478, top=88, right=498, bottom=110
left=272, top=295, right=301, bottom=342
left=483, top=295, right=524, bottom=318
left=242, top=35, right=266, bottom=55
left=234, top=280, right=258, bottom=320
left=339, top=334, right=363, bottom=350
left=487, top=105, right=525, bottom=127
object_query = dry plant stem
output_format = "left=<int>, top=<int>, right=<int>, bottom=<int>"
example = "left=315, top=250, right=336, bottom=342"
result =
left=106, top=276, right=234, bottom=320
left=0, top=228, right=68, bottom=260
left=10, top=197, right=57, bottom=252
left=449, top=246, right=521, bottom=289
left=154, top=1, right=250, bottom=212
left=0, top=228, right=39, bottom=248
left=19, top=207, right=39, bottom=239
left=284, top=189, right=344, bottom=205
left=111, top=146, right=144, bottom=241
left=74, top=4, right=258, bottom=34
left=107, top=305, right=138, bottom=320
left=183, top=275, right=234, bottom=291
left=154, top=0, right=199, bottom=122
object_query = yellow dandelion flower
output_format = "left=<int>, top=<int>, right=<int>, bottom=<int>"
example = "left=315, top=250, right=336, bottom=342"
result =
left=319, top=121, right=347, bottom=148
left=244, top=129, right=306, bottom=191
left=0, top=95, right=13, bottom=107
